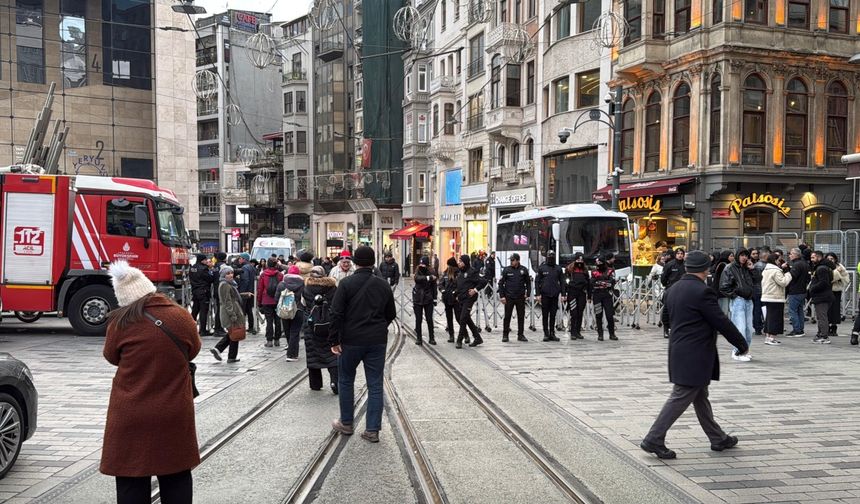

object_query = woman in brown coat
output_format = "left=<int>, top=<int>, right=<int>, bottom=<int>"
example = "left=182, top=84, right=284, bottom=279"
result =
left=101, top=260, right=201, bottom=504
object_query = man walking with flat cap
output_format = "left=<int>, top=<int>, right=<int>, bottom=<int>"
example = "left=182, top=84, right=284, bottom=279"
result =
left=641, top=250, right=750, bottom=459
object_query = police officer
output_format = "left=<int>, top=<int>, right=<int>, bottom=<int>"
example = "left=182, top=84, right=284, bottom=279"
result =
left=440, top=257, right=460, bottom=343
left=498, top=253, right=531, bottom=342
left=190, top=253, right=216, bottom=336
left=455, top=254, right=488, bottom=348
left=591, top=254, right=617, bottom=341
left=412, top=256, right=437, bottom=346
left=536, top=251, right=564, bottom=342
left=564, top=252, right=590, bottom=340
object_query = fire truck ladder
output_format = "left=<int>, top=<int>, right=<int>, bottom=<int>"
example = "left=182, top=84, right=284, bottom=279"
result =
left=11, top=82, right=69, bottom=175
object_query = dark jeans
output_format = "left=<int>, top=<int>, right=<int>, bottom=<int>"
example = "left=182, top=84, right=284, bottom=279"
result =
left=338, top=343, right=386, bottom=432
left=241, top=295, right=255, bottom=331
left=444, top=304, right=456, bottom=336
left=593, top=292, right=615, bottom=335
left=787, top=293, right=806, bottom=333
left=215, top=334, right=239, bottom=360
left=309, top=366, right=339, bottom=390
left=752, top=295, right=763, bottom=332
left=191, top=297, right=209, bottom=334
left=568, top=292, right=587, bottom=334
left=456, top=298, right=480, bottom=341
left=540, top=295, right=559, bottom=336
left=115, top=470, right=192, bottom=504
left=502, top=297, right=526, bottom=337
left=644, top=384, right=727, bottom=446
left=281, top=311, right=304, bottom=358
left=414, top=303, right=434, bottom=341
left=260, top=305, right=281, bottom=341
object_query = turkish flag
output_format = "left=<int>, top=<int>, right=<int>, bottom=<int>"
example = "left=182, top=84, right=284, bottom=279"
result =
left=361, top=139, right=372, bottom=169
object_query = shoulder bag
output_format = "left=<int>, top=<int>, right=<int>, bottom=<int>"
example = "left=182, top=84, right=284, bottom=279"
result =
left=143, top=311, right=200, bottom=398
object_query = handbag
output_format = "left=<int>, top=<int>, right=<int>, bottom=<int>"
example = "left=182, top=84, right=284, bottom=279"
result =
left=228, top=326, right=247, bottom=341
left=143, top=311, right=200, bottom=398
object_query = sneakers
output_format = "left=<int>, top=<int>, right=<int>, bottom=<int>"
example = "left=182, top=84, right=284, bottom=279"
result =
left=502, top=335, right=510, bottom=342
left=332, top=419, right=354, bottom=435
left=227, top=358, right=241, bottom=363
left=785, top=331, right=805, bottom=338
left=517, top=335, right=528, bottom=342
left=764, top=336, right=781, bottom=346
left=732, top=353, right=752, bottom=362
left=330, top=382, right=338, bottom=395
left=210, top=348, right=222, bottom=361
left=265, top=341, right=274, bottom=348
left=851, top=332, right=859, bottom=346
left=361, top=431, right=380, bottom=443
left=711, top=435, right=739, bottom=452
left=274, top=340, right=281, bottom=347
left=813, top=336, right=832, bottom=344
left=285, top=356, right=299, bottom=362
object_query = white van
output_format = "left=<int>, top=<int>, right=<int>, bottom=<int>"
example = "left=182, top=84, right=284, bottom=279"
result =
left=250, top=236, right=296, bottom=262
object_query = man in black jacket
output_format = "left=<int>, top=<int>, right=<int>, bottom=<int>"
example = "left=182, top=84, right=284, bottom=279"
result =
left=455, top=254, right=488, bottom=348
left=785, top=248, right=810, bottom=337
left=498, top=253, right=531, bottom=342
left=719, top=248, right=756, bottom=361
left=641, top=251, right=749, bottom=460
left=809, top=251, right=835, bottom=344
left=378, top=252, right=401, bottom=288
left=412, top=256, right=437, bottom=346
left=536, top=252, right=564, bottom=341
left=659, top=248, right=686, bottom=337
left=190, top=254, right=215, bottom=336
left=330, top=246, right=396, bottom=444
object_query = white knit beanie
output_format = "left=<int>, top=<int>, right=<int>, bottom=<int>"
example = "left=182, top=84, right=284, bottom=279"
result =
left=109, top=260, right=157, bottom=307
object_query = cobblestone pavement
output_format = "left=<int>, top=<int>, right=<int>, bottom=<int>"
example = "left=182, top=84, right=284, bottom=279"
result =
left=399, top=301, right=860, bottom=504
left=0, top=316, right=294, bottom=503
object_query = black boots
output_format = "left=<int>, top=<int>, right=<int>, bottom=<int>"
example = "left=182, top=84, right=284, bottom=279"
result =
left=455, top=335, right=463, bottom=349
left=851, top=332, right=859, bottom=345
left=609, top=331, right=618, bottom=341
left=502, top=333, right=509, bottom=342
left=550, top=328, right=560, bottom=342
left=468, top=334, right=483, bottom=347
left=428, top=333, right=436, bottom=345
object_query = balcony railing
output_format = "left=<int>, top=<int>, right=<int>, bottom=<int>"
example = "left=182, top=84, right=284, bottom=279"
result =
left=487, top=23, right=526, bottom=53
left=200, top=206, right=219, bottom=214
left=467, top=57, right=484, bottom=79
left=249, top=191, right=284, bottom=207
left=197, top=102, right=217, bottom=116
left=488, top=165, right=502, bottom=179
left=502, top=164, right=518, bottom=184
left=516, top=160, right=534, bottom=174
left=199, top=181, right=220, bottom=191
left=430, top=75, right=459, bottom=95
left=286, top=178, right=310, bottom=201
left=467, top=112, right=484, bottom=131
left=282, top=70, right=307, bottom=83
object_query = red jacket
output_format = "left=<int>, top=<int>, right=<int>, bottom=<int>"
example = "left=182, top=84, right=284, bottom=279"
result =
left=257, top=268, right=284, bottom=305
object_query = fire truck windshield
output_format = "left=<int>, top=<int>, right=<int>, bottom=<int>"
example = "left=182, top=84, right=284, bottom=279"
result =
left=156, top=204, right=190, bottom=248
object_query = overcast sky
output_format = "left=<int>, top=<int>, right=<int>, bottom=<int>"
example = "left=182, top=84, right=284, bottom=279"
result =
left=194, top=0, right=309, bottom=24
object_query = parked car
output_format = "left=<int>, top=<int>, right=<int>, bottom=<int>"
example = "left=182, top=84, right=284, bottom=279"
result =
left=0, top=354, right=37, bottom=479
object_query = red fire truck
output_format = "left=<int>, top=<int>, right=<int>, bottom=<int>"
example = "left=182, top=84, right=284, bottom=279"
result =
left=0, top=173, right=191, bottom=335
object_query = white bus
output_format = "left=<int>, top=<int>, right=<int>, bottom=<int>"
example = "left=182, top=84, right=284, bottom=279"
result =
left=495, top=204, right=633, bottom=280
left=250, top=236, right=296, bottom=262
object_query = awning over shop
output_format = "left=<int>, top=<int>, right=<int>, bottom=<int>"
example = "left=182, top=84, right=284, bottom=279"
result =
left=592, top=177, right=695, bottom=202
left=389, top=223, right=433, bottom=240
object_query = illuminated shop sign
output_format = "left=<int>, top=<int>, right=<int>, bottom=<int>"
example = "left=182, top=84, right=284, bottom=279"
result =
left=730, top=193, right=791, bottom=217
left=619, top=196, right=662, bottom=215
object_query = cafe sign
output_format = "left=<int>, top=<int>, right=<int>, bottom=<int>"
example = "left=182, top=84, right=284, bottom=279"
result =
left=730, top=193, right=791, bottom=217
left=618, top=196, right=662, bottom=216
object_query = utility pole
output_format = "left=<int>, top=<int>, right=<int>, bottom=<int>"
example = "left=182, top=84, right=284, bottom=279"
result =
left=611, top=85, right=623, bottom=213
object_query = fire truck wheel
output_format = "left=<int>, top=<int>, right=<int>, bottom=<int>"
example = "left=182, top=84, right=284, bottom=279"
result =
left=14, top=312, right=42, bottom=324
left=68, top=285, right=118, bottom=336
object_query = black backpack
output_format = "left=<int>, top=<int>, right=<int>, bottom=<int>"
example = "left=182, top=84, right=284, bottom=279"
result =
left=266, top=275, right=278, bottom=298
left=307, top=297, right=331, bottom=341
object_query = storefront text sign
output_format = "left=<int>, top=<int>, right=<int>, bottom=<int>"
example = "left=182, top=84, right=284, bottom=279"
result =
left=711, top=209, right=732, bottom=218
left=490, top=188, right=535, bottom=207
left=619, top=196, right=662, bottom=216
left=380, top=215, right=393, bottom=226
left=730, top=193, right=791, bottom=217
left=464, top=204, right=489, bottom=217
left=440, top=210, right=462, bottom=227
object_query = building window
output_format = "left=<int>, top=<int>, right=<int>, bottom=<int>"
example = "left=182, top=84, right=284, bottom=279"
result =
left=784, top=78, right=808, bottom=166
left=491, top=54, right=503, bottom=108
left=512, top=143, right=520, bottom=164
left=620, top=99, right=635, bottom=173
left=499, top=0, right=507, bottom=23
left=17, top=0, right=45, bottom=84
left=709, top=74, right=722, bottom=165
left=61, top=0, right=87, bottom=89
left=506, top=64, right=521, bottom=107
left=672, top=83, right=691, bottom=168
left=455, top=99, right=462, bottom=132
left=580, top=0, right=601, bottom=31
left=418, top=113, right=428, bottom=143
left=654, top=0, right=666, bottom=37
left=469, top=148, right=484, bottom=182
left=468, top=33, right=484, bottom=78
left=805, top=209, right=833, bottom=230
left=556, top=4, right=571, bottom=39
left=576, top=69, right=599, bottom=108
left=297, top=131, right=307, bottom=154
left=742, top=74, right=767, bottom=165
left=554, top=77, right=569, bottom=114
left=713, top=0, right=723, bottom=23
left=355, top=81, right=363, bottom=101
left=285, top=132, right=294, bottom=154
left=743, top=209, right=774, bottom=234
left=497, top=145, right=506, bottom=167
left=107, top=199, right=148, bottom=236
left=624, top=0, right=642, bottom=43
left=405, top=67, right=412, bottom=96
left=528, top=0, right=536, bottom=18
left=418, top=173, right=427, bottom=203
left=468, top=93, right=484, bottom=130
left=454, top=0, right=460, bottom=20
left=526, top=138, right=534, bottom=160
left=745, top=0, right=767, bottom=24
left=405, top=173, right=413, bottom=204
left=441, top=0, right=447, bottom=30
left=830, top=0, right=848, bottom=32
left=515, top=0, right=522, bottom=23
left=444, top=103, right=455, bottom=135
left=826, top=80, right=848, bottom=166
left=284, top=92, right=293, bottom=114
left=296, top=91, right=306, bottom=113
left=787, top=0, right=809, bottom=28
left=433, top=105, right=440, bottom=137
left=418, top=64, right=428, bottom=92
left=675, top=0, right=691, bottom=33
left=102, top=0, right=152, bottom=90
left=526, top=60, right=536, bottom=104
left=645, top=91, right=661, bottom=172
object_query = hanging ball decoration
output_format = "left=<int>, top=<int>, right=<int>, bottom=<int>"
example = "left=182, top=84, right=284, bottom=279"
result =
left=393, top=6, right=428, bottom=47
left=468, top=0, right=492, bottom=24
left=593, top=11, right=629, bottom=49
left=247, top=32, right=277, bottom=69
left=192, top=70, right=218, bottom=99
left=308, top=0, right=337, bottom=31
left=502, top=26, right=534, bottom=64
left=225, top=103, right=241, bottom=126
left=239, top=146, right=262, bottom=167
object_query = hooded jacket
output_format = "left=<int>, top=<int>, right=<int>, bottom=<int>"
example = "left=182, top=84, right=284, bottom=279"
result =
left=379, top=259, right=401, bottom=287
left=760, top=263, right=793, bottom=303
left=808, top=260, right=835, bottom=304
left=301, top=275, right=338, bottom=369
left=256, top=268, right=284, bottom=306
left=412, top=265, right=437, bottom=306
left=661, top=258, right=685, bottom=288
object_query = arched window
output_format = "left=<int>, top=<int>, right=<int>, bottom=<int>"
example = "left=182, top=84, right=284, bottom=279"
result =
left=784, top=78, right=808, bottom=166
left=491, top=54, right=503, bottom=109
left=645, top=91, right=661, bottom=172
left=709, top=74, right=722, bottom=164
left=526, top=138, right=534, bottom=160
left=672, top=82, right=691, bottom=168
left=620, top=99, right=635, bottom=173
left=498, top=145, right=506, bottom=167
left=742, top=74, right=767, bottom=164
left=512, top=143, right=520, bottom=165
left=743, top=208, right=774, bottom=234
left=805, top=208, right=834, bottom=230
left=827, top=81, right=848, bottom=166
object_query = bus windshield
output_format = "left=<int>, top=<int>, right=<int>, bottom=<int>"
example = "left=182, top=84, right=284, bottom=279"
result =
left=559, top=217, right=631, bottom=268
left=156, top=204, right=190, bottom=248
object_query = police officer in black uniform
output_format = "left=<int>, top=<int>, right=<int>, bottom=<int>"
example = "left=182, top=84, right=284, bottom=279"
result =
left=190, top=253, right=216, bottom=336
left=412, top=256, right=437, bottom=346
left=536, top=251, right=564, bottom=342
left=564, top=252, right=591, bottom=340
left=498, top=253, right=531, bottom=342
left=455, top=254, right=488, bottom=349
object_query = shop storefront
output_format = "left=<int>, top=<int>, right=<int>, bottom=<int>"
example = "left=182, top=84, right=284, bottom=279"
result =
left=438, top=207, right=462, bottom=261
left=490, top=187, right=535, bottom=251
left=324, top=222, right=346, bottom=258
left=464, top=204, right=489, bottom=255
left=390, top=221, right=433, bottom=273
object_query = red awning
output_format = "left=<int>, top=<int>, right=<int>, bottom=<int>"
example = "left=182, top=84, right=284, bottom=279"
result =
left=389, top=223, right=433, bottom=240
left=592, top=177, right=695, bottom=202
left=262, top=132, right=284, bottom=140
